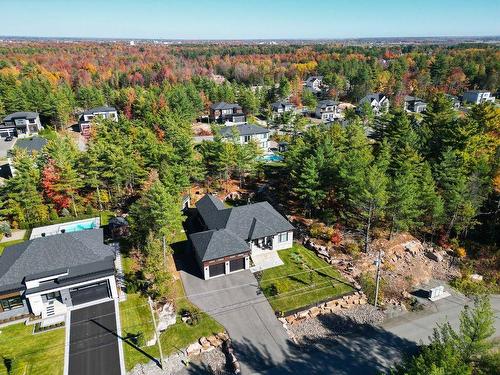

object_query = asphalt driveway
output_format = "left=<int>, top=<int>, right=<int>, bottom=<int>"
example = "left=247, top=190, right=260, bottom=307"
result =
left=68, top=301, right=122, bottom=375
left=179, top=257, right=291, bottom=374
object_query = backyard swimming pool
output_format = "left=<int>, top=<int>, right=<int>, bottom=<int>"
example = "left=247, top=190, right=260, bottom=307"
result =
left=60, top=221, right=97, bottom=233
left=262, top=154, right=284, bottom=162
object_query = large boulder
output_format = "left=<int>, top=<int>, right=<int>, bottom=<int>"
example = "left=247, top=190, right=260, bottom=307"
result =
left=186, top=342, right=202, bottom=356
left=404, top=240, right=423, bottom=256
left=157, top=303, right=177, bottom=332
left=426, top=251, right=443, bottom=262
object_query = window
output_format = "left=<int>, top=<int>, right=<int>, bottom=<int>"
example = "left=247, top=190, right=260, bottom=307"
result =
left=0, top=296, right=23, bottom=310
left=279, top=232, right=289, bottom=243
left=243, top=135, right=251, bottom=143
left=44, top=291, right=61, bottom=301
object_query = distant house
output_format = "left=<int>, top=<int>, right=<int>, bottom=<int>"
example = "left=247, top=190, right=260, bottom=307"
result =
left=359, top=93, right=390, bottom=115
left=462, top=90, right=495, bottom=105
left=190, top=194, right=294, bottom=279
left=404, top=96, right=427, bottom=113
left=445, top=94, right=461, bottom=109
left=219, top=123, right=270, bottom=151
left=0, top=228, right=117, bottom=326
left=78, top=106, right=118, bottom=136
left=8, top=137, right=48, bottom=177
left=271, top=101, right=295, bottom=117
left=0, top=112, right=43, bottom=138
left=315, top=100, right=341, bottom=122
left=209, top=102, right=246, bottom=124
left=304, top=76, right=324, bottom=94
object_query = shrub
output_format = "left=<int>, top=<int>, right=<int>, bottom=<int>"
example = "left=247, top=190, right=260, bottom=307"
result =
left=49, top=207, right=59, bottom=220
left=455, top=247, right=466, bottom=258
left=450, top=277, right=488, bottom=296
left=180, top=307, right=201, bottom=326
left=359, top=272, right=385, bottom=305
left=344, top=242, right=361, bottom=256
left=0, top=222, right=11, bottom=236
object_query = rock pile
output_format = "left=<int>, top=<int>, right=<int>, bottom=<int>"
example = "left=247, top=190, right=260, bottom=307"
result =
left=186, top=332, right=229, bottom=356
left=279, top=292, right=368, bottom=326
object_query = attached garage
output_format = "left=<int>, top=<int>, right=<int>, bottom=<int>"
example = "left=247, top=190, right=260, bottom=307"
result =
left=0, top=128, right=15, bottom=138
left=208, top=263, right=225, bottom=278
left=70, top=281, right=110, bottom=306
left=229, top=257, right=245, bottom=272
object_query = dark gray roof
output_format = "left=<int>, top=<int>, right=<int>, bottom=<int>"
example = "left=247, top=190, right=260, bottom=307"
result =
left=190, top=229, right=250, bottom=262
left=210, top=102, right=242, bottom=110
left=3, top=112, right=39, bottom=121
left=219, top=124, right=269, bottom=138
left=271, top=101, right=293, bottom=111
left=82, top=106, right=117, bottom=115
left=13, top=137, right=48, bottom=153
left=191, top=194, right=294, bottom=261
left=360, top=93, right=387, bottom=103
left=0, top=229, right=115, bottom=293
left=318, top=100, right=339, bottom=109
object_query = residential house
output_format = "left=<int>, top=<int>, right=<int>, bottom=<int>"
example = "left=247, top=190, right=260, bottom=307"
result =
left=219, top=123, right=270, bottom=151
left=7, top=137, right=48, bottom=177
left=445, top=94, right=461, bottom=109
left=271, top=101, right=295, bottom=118
left=0, top=228, right=117, bottom=326
left=462, top=90, right=495, bottom=105
left=304, top=76, right=324, bottom=94
left=359, top=93, right=390, bottom=115
left=78, top=106, right=118, bottom=135
left=209, top=102, right=246, bottom=124
left=404, top=96, right=427, bottom=113
left=0, top=112, right=43, bottom=138
left=315, top=100, right=341, bottom=122
left=190, top=194, right=294, bottom=279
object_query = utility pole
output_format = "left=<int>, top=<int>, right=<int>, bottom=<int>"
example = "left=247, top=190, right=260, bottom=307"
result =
left=374, top=248, right=383, bottom=308
left=148, top=297, right=164, bottom=369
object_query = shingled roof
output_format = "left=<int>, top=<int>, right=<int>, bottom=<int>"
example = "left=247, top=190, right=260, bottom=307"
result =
left=0, top=229, right=115, bottom=293
left=190, top=194, right=294, bottom=262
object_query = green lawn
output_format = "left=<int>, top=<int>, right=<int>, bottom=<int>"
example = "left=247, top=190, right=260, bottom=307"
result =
left=0, top=323, right=65, bottom=375
left=119, top=293, right=160, bottom=371
left=259, top=244, right=354, bottom=314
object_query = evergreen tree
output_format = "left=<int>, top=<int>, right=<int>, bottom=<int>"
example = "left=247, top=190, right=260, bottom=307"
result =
left=292, top=156, right=325, bottom=217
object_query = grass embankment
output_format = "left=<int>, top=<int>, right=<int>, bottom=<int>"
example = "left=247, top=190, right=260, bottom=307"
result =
left=260, top=244, right=354, bottom=314
left=0, top=323, right=65, bottom=375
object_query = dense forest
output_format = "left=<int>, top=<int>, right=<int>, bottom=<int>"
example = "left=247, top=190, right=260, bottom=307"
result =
left=0, top=41, right=498, bottom=286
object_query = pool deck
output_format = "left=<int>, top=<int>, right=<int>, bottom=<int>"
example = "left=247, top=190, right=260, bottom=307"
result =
left=30, top=217, right=101, bottom=239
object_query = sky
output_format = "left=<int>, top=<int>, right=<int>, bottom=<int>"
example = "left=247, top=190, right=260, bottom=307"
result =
left=0, top=0, right=499, bottom=40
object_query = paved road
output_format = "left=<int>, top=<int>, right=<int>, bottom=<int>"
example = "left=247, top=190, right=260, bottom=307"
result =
left=180, top=265, right=291, bottom=374
left=68, top=301, right=121, bottom=375
left=382, top=292, right=500, bottom=343
left=0, top=137, right=15, bottom=158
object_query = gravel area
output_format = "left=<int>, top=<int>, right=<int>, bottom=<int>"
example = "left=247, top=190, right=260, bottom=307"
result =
left=288, top=305, right=385, bottom=343
left=127, top=347, right=229, bottom=375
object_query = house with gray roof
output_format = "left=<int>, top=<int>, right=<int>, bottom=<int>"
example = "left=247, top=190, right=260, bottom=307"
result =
left=359, top=93, right=390, bottom=115
left=190, top=194, right=294, bottom=279
left=219, top=123, right=270, bottom=151
left=304, top=76, right=324, bottom=94
left=315, top=100, right=341, bottom=122
left=462, top=90, right=495, bottom=105
left=404, top=96, right=427, bottom=113
left=0, top=228, right=117, bottom=326
left=271, top=101, right=295, bottom=117
left=0, top=112, right=43, bottom=138
left=209, top=102, right=246, bottom=124
left=78, top=106, right=118, bottom=136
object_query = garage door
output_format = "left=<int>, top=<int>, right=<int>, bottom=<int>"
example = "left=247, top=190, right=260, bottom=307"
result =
left=209, top=263, right=225, bottom=278
left=230, top=257, right=245, bottom=272
left=70, top=281, right=110, bottom=306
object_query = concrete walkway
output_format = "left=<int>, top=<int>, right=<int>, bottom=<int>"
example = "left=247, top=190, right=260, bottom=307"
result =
left=250, top=250, right=284, bottom=272
left=0, top=229, right=26, bottom=243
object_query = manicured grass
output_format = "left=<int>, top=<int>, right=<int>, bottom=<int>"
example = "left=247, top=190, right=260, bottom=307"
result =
left=159, top=279, right=223, bottom=355
left=0, top=322, right=65, bottom=375
left=0, top=239, right=25, bottom=256
left=119, top=293, right=160, bottom=371
left=259, top=244, right=355, bottom=314
left=99, top=210, right=115, bottom=226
